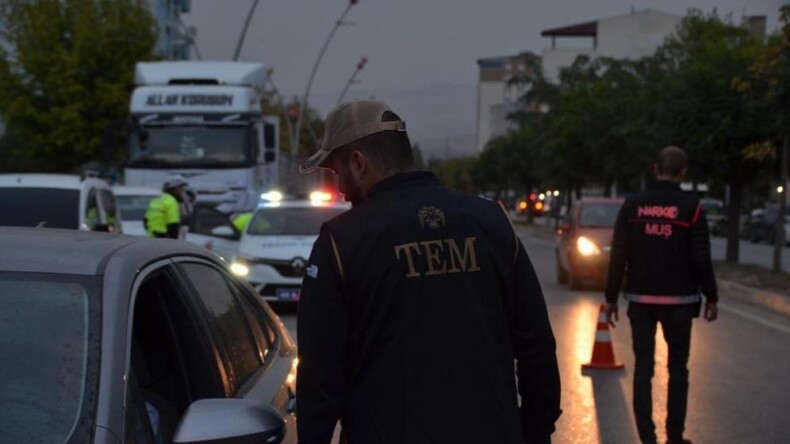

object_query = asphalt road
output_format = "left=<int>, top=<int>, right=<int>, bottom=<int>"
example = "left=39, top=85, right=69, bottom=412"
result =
left=275, top=228, right=790, bottom=443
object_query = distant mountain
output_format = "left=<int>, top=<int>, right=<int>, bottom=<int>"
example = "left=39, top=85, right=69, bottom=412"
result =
left=309, top=84, right=477, bottom=160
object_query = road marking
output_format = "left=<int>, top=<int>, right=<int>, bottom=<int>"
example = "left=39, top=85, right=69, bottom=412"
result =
left=719, top=303, right=790, bottom=336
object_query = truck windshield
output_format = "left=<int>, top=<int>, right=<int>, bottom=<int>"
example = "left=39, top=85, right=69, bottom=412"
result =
left=128, top=125, right=253, bottom=168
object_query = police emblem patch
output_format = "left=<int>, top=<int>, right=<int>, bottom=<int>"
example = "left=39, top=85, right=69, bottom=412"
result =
left=418, top=206, right=446, bottom=229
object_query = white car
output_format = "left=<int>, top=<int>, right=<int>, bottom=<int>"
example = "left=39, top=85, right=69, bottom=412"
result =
left=112, top=185, right=161, bottom=236
left=231, top=200, right=350, bottom=302
left=0, top=174, right=121, bottom=233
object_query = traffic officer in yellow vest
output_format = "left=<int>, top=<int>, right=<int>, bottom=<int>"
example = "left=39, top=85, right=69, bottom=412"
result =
left=231, top=212, right=253, bottom=234
left=144, top=176, right=189, bottom=239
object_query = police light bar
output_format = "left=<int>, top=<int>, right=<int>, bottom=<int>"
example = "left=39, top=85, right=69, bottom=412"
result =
left=261, top=190, right=283, bottom=202
left=310, top=191, right=333, bottom=202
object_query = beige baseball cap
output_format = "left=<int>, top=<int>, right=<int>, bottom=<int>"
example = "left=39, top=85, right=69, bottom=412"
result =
left=299, top=99, right=406, bottom=173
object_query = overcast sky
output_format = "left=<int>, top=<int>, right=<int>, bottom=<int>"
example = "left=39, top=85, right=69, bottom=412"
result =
left=183, top=0, right=782, bottom=100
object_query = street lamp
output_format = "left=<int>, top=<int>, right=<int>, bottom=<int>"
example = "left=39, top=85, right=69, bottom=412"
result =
left=233, top=0, right=261, bottom=61
left=337, top=56, right=368, bottom=104
left=292, top=0, right=359, bottom=159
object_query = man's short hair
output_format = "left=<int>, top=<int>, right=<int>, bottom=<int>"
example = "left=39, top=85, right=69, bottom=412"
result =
left=335, top=111, right=414, bottom=175
left=656, top=146, right=688, bottom=177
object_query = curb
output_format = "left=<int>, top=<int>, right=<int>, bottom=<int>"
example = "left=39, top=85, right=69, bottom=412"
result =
left=718, top=279, right=790, bottom=318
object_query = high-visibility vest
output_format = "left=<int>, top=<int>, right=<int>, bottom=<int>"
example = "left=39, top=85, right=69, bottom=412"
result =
left=231, top=212, right=253, bottom=233
left=145, top=193, right=180, bottom=237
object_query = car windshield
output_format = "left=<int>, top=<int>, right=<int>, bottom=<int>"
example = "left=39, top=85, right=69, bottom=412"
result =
left=128, top=125, right=253, bottom=168
left=0, top=188, right=80, bottom=229
left=248, top=206, right=348, bottom=235
left=579, top=203, right=621, bottom=228
left=117, top=195, right=156, bottom=221
left=0, top=272, right=99, bottom=443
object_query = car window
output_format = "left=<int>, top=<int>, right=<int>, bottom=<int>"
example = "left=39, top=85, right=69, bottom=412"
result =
left=124, top=373, right=155, bottom=444
left=130, top=268, right=225, bottom=443
left=248, top=206, right=348, bottom=235
left=180, top=263, right=265, bottom=390
left=0, top=272, right=100, bottom=444
left=579, top=203, right=621, bottom=228
left=0, top=188, right=80, bottom=229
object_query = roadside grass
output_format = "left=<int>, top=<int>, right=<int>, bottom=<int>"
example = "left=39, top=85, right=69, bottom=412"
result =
left=714, top=261, right=790, bottom=297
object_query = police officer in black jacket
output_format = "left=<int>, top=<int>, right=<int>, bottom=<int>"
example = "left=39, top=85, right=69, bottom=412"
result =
left=296, top=100, right=561, bottom=444
left=605, top=146, right=718, bottom=444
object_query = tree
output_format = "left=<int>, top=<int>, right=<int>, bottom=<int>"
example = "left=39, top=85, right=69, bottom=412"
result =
left=433, top=156, right=476, bottom=193
left=0, top=0, right=157, bottom=172
left=653, top=10, right=771, bottom=263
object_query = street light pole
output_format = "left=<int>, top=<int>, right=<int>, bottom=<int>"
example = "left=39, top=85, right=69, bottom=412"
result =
left=337, top=56, right=367, bottom=105
left=292, top=0, right=358, bottom=159
left=233, top=0, right=261, bottom=61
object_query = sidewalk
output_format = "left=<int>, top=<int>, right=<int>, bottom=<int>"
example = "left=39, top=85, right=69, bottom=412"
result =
left=718, top=279, right=790, bottom=318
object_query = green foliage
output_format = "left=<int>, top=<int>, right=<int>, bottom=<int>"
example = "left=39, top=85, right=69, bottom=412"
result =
left=0, top=0, right=157, bottom=172
left=433, top=156, right=476, bottom=193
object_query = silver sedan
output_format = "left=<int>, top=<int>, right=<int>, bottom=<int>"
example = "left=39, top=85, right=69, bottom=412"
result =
left=0, top=228, right=297, bottom=443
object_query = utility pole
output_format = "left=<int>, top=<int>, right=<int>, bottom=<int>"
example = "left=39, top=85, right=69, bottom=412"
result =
left=773, top=136, right=788, bottom=272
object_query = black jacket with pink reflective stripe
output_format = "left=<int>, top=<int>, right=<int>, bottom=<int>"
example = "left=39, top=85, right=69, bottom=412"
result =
left=605, top=180, right=718, bottom=306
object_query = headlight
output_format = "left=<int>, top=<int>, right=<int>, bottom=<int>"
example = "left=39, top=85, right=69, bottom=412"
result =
left=576, top=236, right=601, bottom=257
left=230, top=261, right=250, bottom=277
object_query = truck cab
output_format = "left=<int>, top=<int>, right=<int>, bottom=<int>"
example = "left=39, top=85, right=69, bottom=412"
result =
left=125, top=61, right=279, bottom=208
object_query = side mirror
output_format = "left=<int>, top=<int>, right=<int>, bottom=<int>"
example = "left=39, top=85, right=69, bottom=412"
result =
left=211, top=226, right=237, bottom=238
left=173, top=399, right=286, bottom=444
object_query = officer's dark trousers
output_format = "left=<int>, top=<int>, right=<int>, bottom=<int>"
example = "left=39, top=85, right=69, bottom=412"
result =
left=628, top=303, right=695, bottom=443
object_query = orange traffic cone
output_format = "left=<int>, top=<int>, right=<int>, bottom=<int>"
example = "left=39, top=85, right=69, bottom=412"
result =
left=582, top=304, right=625, bottom=370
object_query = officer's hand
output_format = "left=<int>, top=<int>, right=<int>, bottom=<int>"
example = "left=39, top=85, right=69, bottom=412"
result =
left=704, top=301, right=718, bottom=322
left=605, top=303, right=618, bottom=328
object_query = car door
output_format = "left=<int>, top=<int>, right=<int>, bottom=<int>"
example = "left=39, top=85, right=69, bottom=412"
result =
left=97, top=188, right=123, bottom=233
left=185, top=203, right=241, bottom=260
left=83, top=188, right=102, bottom=231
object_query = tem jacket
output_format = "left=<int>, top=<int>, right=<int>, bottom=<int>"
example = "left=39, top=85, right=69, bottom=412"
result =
left=605, top=180, right=718, bottom=306
left=297, top=171, right=561, bottom=444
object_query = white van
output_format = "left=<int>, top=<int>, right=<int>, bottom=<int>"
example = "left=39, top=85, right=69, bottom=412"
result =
left=0, top=174, right=122, bottom=232
left=112, top=185, right=161, bottom=236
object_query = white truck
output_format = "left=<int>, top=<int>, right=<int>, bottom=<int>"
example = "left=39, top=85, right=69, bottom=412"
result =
left=125, top=61, right=279, bottom=210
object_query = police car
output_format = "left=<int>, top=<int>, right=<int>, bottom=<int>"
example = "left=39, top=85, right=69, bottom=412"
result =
left=230, top=192, right=350, bottom=302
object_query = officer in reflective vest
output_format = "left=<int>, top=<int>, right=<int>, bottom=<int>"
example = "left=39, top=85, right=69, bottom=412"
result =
left=231, top=212, right=253, bottom=234
left=145, top=176, right=188, bottom=239
left=605, top=146, right=718, bottom=444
